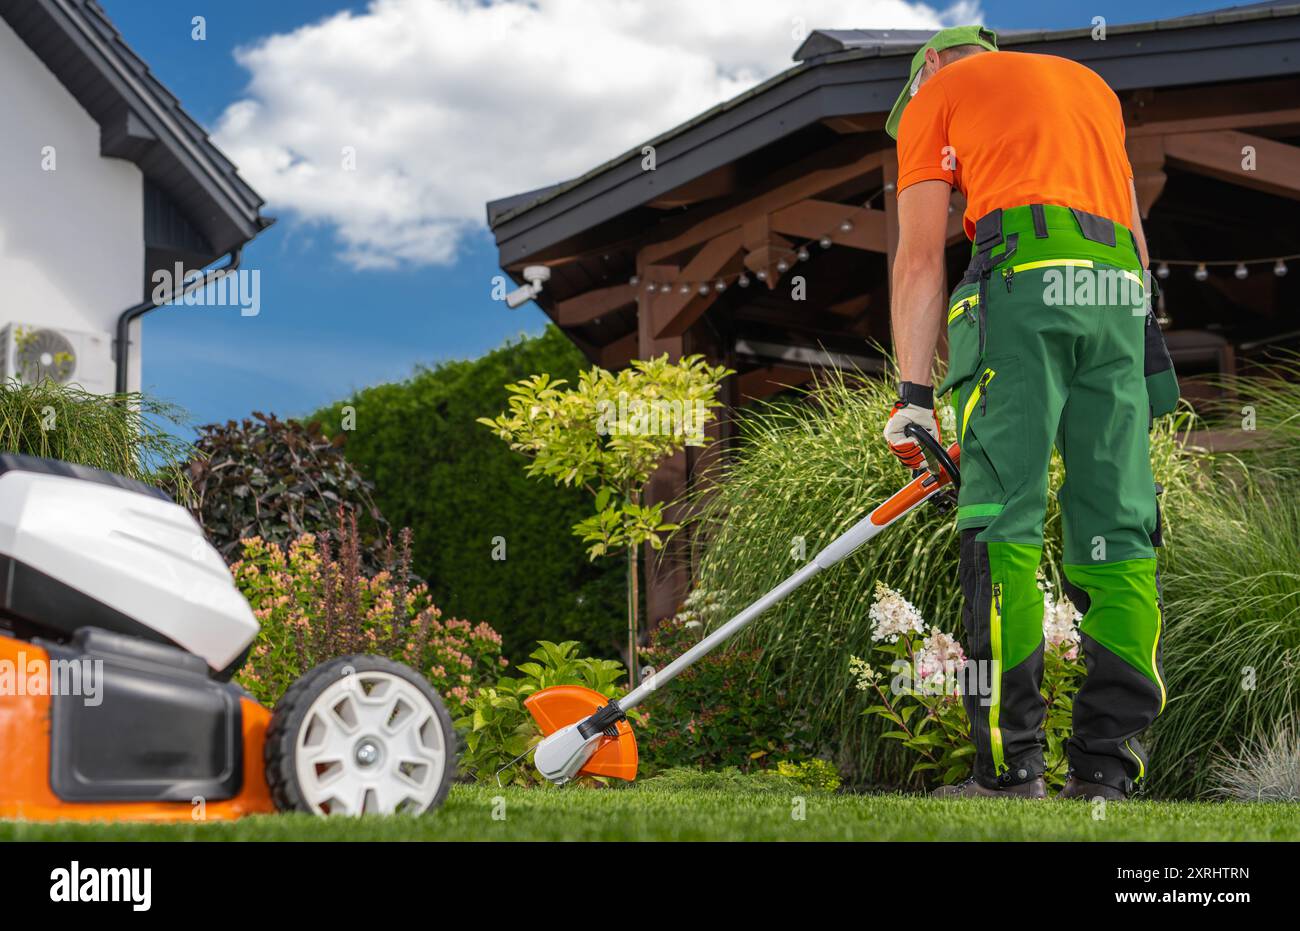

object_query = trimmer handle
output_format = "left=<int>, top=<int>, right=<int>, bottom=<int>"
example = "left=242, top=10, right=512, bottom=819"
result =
left=904, top=423, right=961, bottom=489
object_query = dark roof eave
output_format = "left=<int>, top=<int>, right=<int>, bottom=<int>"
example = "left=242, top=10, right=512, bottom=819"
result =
left=491, top=4, right=1300, bottom=264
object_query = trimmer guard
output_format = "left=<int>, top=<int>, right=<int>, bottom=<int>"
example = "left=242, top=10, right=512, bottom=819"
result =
left=525, top=685, right=638, bottom=780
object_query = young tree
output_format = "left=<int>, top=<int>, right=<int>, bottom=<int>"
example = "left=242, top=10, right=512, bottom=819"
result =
left=479, top=354, right=732, bottom=682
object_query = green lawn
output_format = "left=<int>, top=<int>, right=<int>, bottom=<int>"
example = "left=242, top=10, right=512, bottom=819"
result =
left=3, top=783, right=1298, bottom=841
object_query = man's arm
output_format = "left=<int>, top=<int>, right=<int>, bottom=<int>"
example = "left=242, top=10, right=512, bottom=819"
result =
left=891, top=179, right=952, bottom=385
left=1129, top=178, right=1149, bottom=270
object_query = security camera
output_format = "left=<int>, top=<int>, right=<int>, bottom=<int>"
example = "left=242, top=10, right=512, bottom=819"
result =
left=505, top=265, right=552, bottom=309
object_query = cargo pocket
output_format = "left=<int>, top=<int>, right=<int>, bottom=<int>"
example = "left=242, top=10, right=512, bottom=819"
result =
left=957, top=356, right=1027, bottom=526
left=937, top=282, right=983, bottom=397
left=1144, top=309, right=1179, bottom=419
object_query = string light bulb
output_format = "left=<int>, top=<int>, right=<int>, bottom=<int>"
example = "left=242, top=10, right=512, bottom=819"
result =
left=714, top=279, right=727, bottom=292
left=1234, top=263, right=1249, bottom=280
left=1194, top=263, right=1208, bottom=282
left=776, top=258, right=789, bottom=273
left=1156, top=263, right=1169, bottom=279
left=1275, top=260, right=1288, bottom=277
left=819, top=236, right=833, bottom=249
left=737, top=273, right=750, bottom=287
left=797, top=247, right=810, bottom=262
left=839, top=219, right=854, bottom=233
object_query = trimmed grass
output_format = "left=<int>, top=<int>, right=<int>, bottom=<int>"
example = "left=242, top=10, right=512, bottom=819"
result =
left=2, top=784, right=1298, bottom=841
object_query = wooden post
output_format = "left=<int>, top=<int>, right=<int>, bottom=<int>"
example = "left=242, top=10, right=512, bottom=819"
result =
left=635, top=251, right=691, bottom=651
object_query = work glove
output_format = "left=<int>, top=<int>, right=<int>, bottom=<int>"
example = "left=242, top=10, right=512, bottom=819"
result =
left=884, top=381, right=942, bottom=474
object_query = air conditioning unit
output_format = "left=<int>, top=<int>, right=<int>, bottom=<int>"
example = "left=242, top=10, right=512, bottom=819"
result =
left=0, top=324, right=115, bottom=395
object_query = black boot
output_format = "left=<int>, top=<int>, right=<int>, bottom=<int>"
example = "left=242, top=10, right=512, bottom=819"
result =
left=932, top=776, right=1047, bottom=799
left=1057, top=775, right=1128, bottom=801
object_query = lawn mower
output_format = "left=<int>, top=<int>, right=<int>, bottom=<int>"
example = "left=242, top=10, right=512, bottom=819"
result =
left=0, top=454, right=456, bottom=821
left=526, top=426, right=961, bottom=785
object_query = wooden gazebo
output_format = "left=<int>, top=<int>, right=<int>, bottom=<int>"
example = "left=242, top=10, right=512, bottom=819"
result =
left=488, top=3, right=1300, bottom=621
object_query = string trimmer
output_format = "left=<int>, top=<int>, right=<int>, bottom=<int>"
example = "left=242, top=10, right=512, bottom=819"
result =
left=525, top=425, right=960, bottom=785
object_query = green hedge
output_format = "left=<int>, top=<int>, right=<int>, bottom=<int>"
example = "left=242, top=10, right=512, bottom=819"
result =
left=312, top=327, right=622, bottom=661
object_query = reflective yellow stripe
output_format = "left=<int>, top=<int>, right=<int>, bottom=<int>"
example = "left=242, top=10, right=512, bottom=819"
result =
left=960, top=368, right=996, bottom=442
left=1008, top=258, right=1094, bottom=273
left=948, top=293, right=979, bottom=325
left=1006, top=259, right=1145, bottom=291
left=1152, top=601, right=1167, bottom=714
left=989, top=582, right=1006, bottom=775
left=1125, top=740, right=1146, bottom=782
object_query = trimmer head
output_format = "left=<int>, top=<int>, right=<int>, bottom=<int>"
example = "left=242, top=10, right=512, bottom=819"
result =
left=524, top=685, right=637, bottom=784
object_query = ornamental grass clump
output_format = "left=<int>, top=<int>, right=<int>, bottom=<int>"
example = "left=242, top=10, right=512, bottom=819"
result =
left=0, top=379, right=191, bottom=493
left=232, top=512, right=505, bottom=712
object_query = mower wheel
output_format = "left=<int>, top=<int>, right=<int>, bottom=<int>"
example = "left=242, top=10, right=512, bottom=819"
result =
left=265, top=655, right=456, bottom=816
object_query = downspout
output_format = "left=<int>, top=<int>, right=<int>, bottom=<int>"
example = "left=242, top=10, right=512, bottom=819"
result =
left=114, top=248, right=243, bottom=393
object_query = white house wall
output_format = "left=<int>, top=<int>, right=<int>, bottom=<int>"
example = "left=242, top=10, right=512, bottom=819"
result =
left=0, top=17, right=144, bottom=393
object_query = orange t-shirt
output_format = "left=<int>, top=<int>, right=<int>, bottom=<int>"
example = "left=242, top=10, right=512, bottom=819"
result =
left=896, top=51, right=1133, bottom=240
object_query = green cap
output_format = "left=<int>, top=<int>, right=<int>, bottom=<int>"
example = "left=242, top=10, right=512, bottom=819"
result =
left=885, top=26, right=998, bottom=140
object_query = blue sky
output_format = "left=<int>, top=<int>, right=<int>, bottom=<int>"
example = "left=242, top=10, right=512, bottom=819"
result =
left=98, top=0, right=1234, bottom=430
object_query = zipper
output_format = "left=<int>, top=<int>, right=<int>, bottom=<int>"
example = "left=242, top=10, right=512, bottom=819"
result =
left=977, top=272, right=990, bottom=355
left=960, top=367, right=997, bottom=442
left=989, top=581, right=1006, bottom=776
left=1003, top=265, right=1015, bottom=292
left=947, top=294, right=980, bottom=326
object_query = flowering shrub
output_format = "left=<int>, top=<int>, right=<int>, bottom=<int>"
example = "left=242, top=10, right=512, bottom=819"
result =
left=231, top=515, right=505, bottom=713
left=850, top=577, right=1084, bottom=789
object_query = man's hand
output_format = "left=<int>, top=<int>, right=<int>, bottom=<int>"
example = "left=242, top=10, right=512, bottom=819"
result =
left=884, top=381, right=942, bottom=472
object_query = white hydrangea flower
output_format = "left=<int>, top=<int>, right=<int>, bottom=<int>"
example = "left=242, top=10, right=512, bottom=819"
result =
left=672, top=587, right=728, bottom=628
left=1042, top=592, right=1082, bottom=660
left=868, top=581, right=926, bottom=643
left=915, top=626, right=966, bottom=695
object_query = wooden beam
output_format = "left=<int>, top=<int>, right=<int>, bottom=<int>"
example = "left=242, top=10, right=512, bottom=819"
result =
left=599, top=330, right=637, bottom=369
left=737, top=364, right=817, bottom=401
left=636, top=254, right=685, bottom=361
left=1127, top=136, right=1167, bottom=218
left=555, top=283, right=636, bottom=326
left=641, top=146, right=885, bottom=264
left=1164, top=130, right=1300, bottom=202
left=649, top=230, right=743, bottom=337
left=822, top=113, right=887, bottom=135
left=740, top=216, right=794, bottom=289
left=770, top=200, right=889, bottom=252
left=646, top=165, right=739, bottom=208
left=882, top=152, right=900, bottom=277
left=1128, top=107, right=1300, bottom=138
left=825, top=294, right=871, bottom=319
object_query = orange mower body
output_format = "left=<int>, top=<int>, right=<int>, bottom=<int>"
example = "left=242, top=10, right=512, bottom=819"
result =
left=0, top=634, right=276, bottom=822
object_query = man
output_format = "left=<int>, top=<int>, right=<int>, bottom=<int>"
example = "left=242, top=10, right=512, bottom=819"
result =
left=881, top=27, right=1178, bottom=800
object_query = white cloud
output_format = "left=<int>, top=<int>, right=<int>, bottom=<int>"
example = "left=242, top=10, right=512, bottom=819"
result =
left=214, top=0, right=981, bottom=270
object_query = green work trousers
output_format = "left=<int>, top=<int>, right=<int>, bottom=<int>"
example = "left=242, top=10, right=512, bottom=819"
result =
left=937, top=204, right=1171, bottom=793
